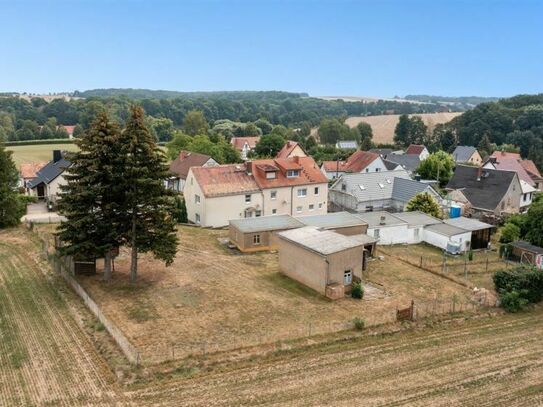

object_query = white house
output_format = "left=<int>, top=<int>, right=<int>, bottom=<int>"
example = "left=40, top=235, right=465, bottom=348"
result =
left=321, top=150, right=388, bottom=180
left=27, top=150, right=71, bottom=206
left=405, top=144, right=430, bottom=160
left=167, top=150, right=218, bottom=192
left=230, top=137, right=260, bottom=160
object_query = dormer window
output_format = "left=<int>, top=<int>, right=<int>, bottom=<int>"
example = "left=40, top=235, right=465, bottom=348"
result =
left=286, top=169, right=300, bottom=178
left=266, top=171, right=277, bottom=179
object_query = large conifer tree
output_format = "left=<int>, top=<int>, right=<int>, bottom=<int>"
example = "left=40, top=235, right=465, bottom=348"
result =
left=119, top=105, right=178, bottom=282
left=57, top=112, right=123, bottom=280
left=0, top=142, right=25, bottom=228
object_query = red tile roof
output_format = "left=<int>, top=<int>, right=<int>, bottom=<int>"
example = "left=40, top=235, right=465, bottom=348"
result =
left=169, top=150, right=213, bottom=180
left=191, top=164, right=260, bottom=197
left=490, top=151, right=521, bottom=160
left=520, top=159, right=542, bottom=178
left=342, top=150, right=380, bottom=173
left=20, top=162, right=47, bottom=179
left=251, top=156, right=328, bottom=189
left=61, top=125, right=76, bottom=135
left=491, top=157, right=535, bottom=186
left=276, top=141, right=306, bottom=159
left=405, top=144, right=427, bottom=155
left=322, top=160, right=347, bottom=172
left=230, top=136, right=260, bottom=151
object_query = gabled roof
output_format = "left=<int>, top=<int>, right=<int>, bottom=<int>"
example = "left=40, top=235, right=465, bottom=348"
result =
left=384, top=154, right=421, bottom=172
left=230, top=136, right=260, bottom=151
left=406, top=144, right=427, bottom=155
left=446, top=165, right=518, bottom=211
left=276, top=141, right=306, bottom=159
left=383, top=160, right=400, bottom=171
left=277, top=226, right=364, bottom=256
left=336, top=140, right=358, bottom=149
left=330, top=170, right=411, bottom=203
left=343, top=150, right=380, bottom=172
left=190, top=164, right=260, bottom=198
left=169, top=150, right=214, bottom=180
left=490, top=151, right=520, bottom=160
left=509, top=240, right=543, bottom=255
left=321, top=160, right=347, bottom=172
left=391, top=177, right=439, bottom=203
left=452, top=146, right=478, bottom=162
left=486, top=156, right=534, bottom=186
left=520, top=159, right=542, bottom=179
left=27, top=157, right=71, bottom=189
left=251, top=156, right=327, bottom=189
left=20, top=162, right=47, bottom=179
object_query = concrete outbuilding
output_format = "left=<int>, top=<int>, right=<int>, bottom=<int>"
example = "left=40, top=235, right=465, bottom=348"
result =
left=354, top=211, right=409, bottom=244
left=276, top=227, right=366, bottom=299
left=297, top=211, right=368, bottom=236
left=443, top=217, right=495, bottom=250
left=423, top=223, right=472, bottom=253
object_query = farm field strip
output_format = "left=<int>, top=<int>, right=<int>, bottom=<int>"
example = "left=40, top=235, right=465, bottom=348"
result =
left=0, top=234, right=122, bottom=406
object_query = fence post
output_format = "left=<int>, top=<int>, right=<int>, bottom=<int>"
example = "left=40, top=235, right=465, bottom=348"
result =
left=420, top=256, right=423, bottom=268
left=486, top=257, right=489, bottom=273
left=464, top=258, right=468, bottom=280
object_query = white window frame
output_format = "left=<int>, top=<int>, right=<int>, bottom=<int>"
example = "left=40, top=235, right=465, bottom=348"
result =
left=253, top=234, right=261, bottom=245
left=343, top=270, right=353, bottom=285
left=195, top=213, right=201, bottom=224
left=195, top=194, right=201, bottom=204
left=296, top=206, right=303, bottom=213
left=270, top=190, right=277, bottom=200
left=272, top=209, right=277, bottom=215
left=287, top=170, right=300, bottom=178
left=297, top=188, right=307, bottom=198
left=245, top=194, right=251, bottom=203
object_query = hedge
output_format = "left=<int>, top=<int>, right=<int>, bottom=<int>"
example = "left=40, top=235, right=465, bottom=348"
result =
left=4, top=139, right=75, bottom=147
left=494, top=266, right=543, bottom=304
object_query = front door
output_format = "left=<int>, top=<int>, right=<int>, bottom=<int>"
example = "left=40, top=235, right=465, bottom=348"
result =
left=343, top=270, right=352, bottom=285
left=37, top=184, right=45, bottom=200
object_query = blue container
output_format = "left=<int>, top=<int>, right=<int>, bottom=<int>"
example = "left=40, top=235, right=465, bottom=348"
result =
left=449, top=205, right=461, bottom=218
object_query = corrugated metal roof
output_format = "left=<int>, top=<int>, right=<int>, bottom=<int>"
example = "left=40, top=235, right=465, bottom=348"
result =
left=229, top=215, right=304, bottom=233
left=277, top=226, right=364, bottom=255
left=393, top=211, right=442, bottom=226
left=443, top=217, right=494, bottom=231
left=354, top=211, right=407, bottom=228
left=296, top=212, right=367, bottom=229
left=424, top=223, right=468, bottom=237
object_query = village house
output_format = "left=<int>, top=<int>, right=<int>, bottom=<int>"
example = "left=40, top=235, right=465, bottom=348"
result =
left=27, top=150, right=71, bottom=206
left=328, top=169, right=441, bottom=213
left=484, top=151, right=542, bottom=197
left=230, top=136, right=260, bottom=160
left=276, top=226, right=366, bottom=299
left=184, top=156, right=328, bottom=227
left=320, top=150, right=387, bottom=180
left=276, top=141, right=307, bottom=159
left=166, top=150, right=218, bottom=192
left=452, top=146, right=483, bottom=165
left=382, top=154, right=421, bottom=175
left=405, top=144, right=430, bottom=160
left=20, top=161, right=47, bottom=191
left=446, top=165, right=523, bottom=218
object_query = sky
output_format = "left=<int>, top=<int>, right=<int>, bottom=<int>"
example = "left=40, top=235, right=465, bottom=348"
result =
left=1, top=0, right=542, bottom=98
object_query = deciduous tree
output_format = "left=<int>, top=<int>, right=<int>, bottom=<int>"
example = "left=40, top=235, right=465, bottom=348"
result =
left=406, top=192, right=441, bottom=218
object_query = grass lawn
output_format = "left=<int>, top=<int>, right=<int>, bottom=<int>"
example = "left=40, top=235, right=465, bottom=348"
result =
left=7, top=143, right=79, bottom=167
left=62, top=225, right=477, bottom=365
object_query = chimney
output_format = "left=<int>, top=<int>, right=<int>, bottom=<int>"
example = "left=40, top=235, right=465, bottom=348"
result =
left=246, top=161, right=253, bottom=175
left=379, top=215, right=386, bottom=225
left=53, top=150, right=62, bottom=163
left=476, top=166, right=482, bottom=181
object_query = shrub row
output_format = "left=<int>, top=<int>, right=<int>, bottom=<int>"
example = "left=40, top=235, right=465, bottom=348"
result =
left=494, top=266, right=543, bottom=311
left=4, top=139, right=75, bottom=146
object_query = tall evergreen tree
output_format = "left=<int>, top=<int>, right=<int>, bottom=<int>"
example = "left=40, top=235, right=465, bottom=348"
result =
left=57, top=112, right=122, bottom=281
left=0, top=142, right=25, bottom=228
left=119, top=105, right=178, bottom=282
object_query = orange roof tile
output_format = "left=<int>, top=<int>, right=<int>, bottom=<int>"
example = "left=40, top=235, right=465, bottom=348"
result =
left=343, top=150, right=379, bottom=172
left=490, top=151, right=521, bottom=160
left=276, top=141, right=306, bottom=159
left=405, top=144, right=427, bottom=155
left=520, top=159, right=542, bottom=178
left=321, top=160, right=347, bottom=172
left=20, top=162, right=47, bottom=179
left=230, top=136, right=260, bottom=151
left=251, top=156, right=328, bottom=189
left=191, top=164, right=260, bottom=197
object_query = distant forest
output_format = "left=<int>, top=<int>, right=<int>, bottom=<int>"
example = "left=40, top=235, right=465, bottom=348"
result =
left=0, top=89, right=451, bottom=142
left=405, top=95, right=500, bottom=107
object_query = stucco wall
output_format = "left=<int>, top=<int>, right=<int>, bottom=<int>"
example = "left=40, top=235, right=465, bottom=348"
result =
left=422, top=229, right=472, bottom=251
left=262, top=184, right=328, bottom=217
left=367, top=224, right=409, bottom=245
left=47, top=174, right=67, bottom=203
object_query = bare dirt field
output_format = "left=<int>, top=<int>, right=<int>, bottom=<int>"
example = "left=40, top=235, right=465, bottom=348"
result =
left=345, top=112, right=462, bottom=144
left=74, top=226, right=475, bottom=364
left=2, top=226, right=543, bottom=405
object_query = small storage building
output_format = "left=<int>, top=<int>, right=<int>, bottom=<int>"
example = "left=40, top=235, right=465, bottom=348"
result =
left=443, top=217, right=495, bottom=250
left=423, top=223, right=472, bottom=253
left=276, top=226, right=365, bottom=299
left=509, top=241, right=543, bottom=268
left=296, top=211, right=368, bottom=236
left=393, top=211, right=442, bottom=244
left=354, top=211, right=409, bottom=244
left=229, top=215, right=305, bottom=252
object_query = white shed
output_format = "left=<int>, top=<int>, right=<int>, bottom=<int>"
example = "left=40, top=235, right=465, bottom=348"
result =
left=355, top=211, right=409, bottom=244
left=393, top=211, right=443, bottom=244
left=423, top=223, right=472, bottom=253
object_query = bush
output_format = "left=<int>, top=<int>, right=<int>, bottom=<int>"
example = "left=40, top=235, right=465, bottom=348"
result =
left=352, top=317, right=365, bottom=331
left=500, top=290, right=529, bottom=313
left=351, top=282, right=364, bottom=299
left=494, top=266, right=543, bottom=304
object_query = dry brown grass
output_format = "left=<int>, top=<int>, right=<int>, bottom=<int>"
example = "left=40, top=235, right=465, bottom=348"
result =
left=75, top=226, right=473, bottom=364
left=345, top=112, right=462, bottom=144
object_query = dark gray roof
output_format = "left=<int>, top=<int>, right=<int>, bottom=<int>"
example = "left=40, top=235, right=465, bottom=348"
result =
left=509, top=240, right=543, bottom=255
left=424, top=223, right=469, bottom=237
left=383, top=159, right=400, bottom=170
left=391, top=177, right=439, bottom=203
left=446, top=165, right=518, bottom=211
left=384, top=154, right=421, bottom=172
left=297, top=212, right=367, bottom=229
left=369, top=148, right=394, bottom=157
left=452, top=146, right=478, bottom=162
left=229, top=215, right=304, bottom=233
left=27, top=157, right=71, bottom=189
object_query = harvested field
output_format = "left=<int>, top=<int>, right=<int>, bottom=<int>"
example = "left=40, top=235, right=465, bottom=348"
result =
left=345, top=112, right=461, bottom=144
left=7, top=143, right=79, bottom=167
left=0, top=228, right=123, bottom=406
left=74, top=226, right=475, bottom=364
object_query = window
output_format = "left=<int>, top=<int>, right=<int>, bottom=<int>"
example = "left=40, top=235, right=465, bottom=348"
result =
left=195, top=213, right=201, bottom=224
left=245, top=194, right=251, bottom=203
left=341, top=183, right=347, bottom=192
left=378, top=183, right=384, bottom=189
left=297, top=188, right=307, bottom=197
left=195, top=194, right=201, bottom=204
left=365, top=168, right=369, bottom=173
left=374, top=229, right=380, bottom=238
left=376, top=168, right=380, bottom=172
left=191, top=177, right=193, bottom=185
left=253, top=234, right=261, bottom=245
left=343, top=270, right=353, bottom=285
left=256, top=210, right=262, bottom=217
left=287, top=170, right=300, bottom=178
left=272, top=209, right=277, bottom=214
left=365, top=205, right=373, bottom=212
left=314, top=187, right=319, bottom=195
left=266, top=171, right=276, bottom=179
left=309, top=204, right=314, bottom=211
left=296, top=206, right=302, bottom=213
left=270, top=190, right=277, bottom=200
left=359, top=185, right=365, bottom=191
left=318, top=203, right=323, bottom=209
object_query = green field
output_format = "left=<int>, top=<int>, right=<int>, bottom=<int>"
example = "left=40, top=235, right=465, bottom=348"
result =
left=7, top=143, right=79, bottom=167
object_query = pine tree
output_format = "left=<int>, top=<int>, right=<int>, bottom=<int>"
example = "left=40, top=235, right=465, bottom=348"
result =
left=57, top=112, right=123, bottom=281
left=119, top=105, right=178, bottom=282
left=0, top=142, right=25, bottom=228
